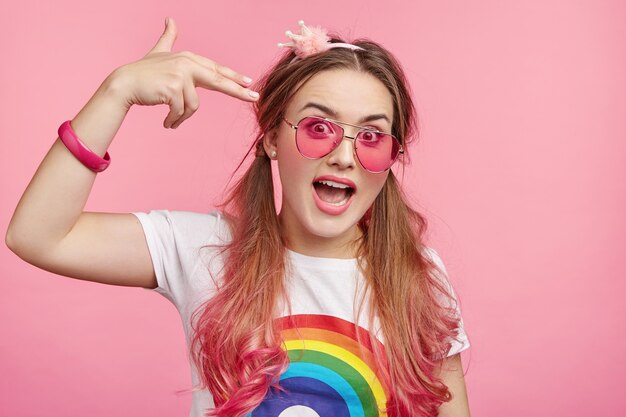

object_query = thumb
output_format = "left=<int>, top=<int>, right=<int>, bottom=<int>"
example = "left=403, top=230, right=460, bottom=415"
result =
left=149, top=17, right=177, bottom=54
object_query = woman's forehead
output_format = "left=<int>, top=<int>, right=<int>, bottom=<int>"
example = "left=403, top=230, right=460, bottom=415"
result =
left=287, top=69, right=394, bottom=124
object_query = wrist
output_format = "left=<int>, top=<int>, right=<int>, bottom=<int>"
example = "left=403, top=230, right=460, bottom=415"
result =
left=99, top=68, right=132, bottom=112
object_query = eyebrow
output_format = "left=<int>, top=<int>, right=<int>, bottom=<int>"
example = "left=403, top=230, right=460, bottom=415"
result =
left=298, top=102, right=391, bottom=126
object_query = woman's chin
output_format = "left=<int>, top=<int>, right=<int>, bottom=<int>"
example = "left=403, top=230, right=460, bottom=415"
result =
left=278, top=197, right=366, bottom=245
left=303, top=215, right=362, bottom=240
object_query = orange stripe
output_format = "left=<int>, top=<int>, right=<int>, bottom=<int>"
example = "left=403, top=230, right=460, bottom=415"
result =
left=281, top=327, right=389, bottom=396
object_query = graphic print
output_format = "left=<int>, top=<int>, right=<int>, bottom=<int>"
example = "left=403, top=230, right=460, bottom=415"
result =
left=246, top=314, right=391, bottom=417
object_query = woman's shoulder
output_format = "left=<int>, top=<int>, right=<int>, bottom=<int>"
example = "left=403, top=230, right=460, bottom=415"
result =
left=131, top=208, right=233, bottom=246
left=164, top=208, right=223, bottom=225
left=420, top=246, right=454, bottom=289
left=421, top=245, right=443, bottom=266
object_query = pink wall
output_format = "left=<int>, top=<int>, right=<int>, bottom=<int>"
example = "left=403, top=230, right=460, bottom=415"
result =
left=1, top=1, right=625, bottom=416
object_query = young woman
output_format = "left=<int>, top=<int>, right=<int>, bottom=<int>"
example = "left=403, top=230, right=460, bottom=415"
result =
left=6, top=18, right=471, bottom=417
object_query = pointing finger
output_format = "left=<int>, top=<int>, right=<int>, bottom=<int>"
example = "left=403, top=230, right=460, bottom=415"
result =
left=214, top=63, right=254, bottom=86
left=178, top=51, right=253, bottom=87
left=193, top=66, right=259, bottom=102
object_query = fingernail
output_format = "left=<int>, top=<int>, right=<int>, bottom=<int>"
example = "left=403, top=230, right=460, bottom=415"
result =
left=248, top=91, right=259, bottom=98
left=243, top=76, right=253, bottom=83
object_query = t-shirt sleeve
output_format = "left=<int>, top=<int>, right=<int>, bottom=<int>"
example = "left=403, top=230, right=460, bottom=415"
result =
left=130, top=209, right=229, bottom=311
left=423, top=247, right=471, bottom=357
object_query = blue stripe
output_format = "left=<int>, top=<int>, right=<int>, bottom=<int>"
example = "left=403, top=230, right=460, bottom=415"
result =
left=281, top=362, right=364, bottom=417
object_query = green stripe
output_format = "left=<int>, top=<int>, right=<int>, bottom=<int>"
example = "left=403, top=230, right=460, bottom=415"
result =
left=288, top=349, right=380, bottom=417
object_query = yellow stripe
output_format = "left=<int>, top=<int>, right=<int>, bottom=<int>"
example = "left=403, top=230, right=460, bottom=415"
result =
left=284, top=339, right=387, bottom=411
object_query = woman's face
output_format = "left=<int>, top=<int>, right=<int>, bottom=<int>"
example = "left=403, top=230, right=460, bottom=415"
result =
left=264, top=68, right=396, bottom=258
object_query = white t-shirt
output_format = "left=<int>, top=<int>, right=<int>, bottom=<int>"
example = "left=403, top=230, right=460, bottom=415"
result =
left=131, top=209, right=470, bottom=417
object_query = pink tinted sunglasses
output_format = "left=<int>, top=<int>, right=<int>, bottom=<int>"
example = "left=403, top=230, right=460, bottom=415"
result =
left=283, top=116, right=404, bottom=173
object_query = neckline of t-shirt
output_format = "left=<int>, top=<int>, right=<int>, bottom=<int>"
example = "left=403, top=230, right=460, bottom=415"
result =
left=286, top=248, right=359, bottom=270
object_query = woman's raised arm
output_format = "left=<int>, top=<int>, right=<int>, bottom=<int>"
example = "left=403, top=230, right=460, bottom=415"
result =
left=5, top=17, right=258, bottom=288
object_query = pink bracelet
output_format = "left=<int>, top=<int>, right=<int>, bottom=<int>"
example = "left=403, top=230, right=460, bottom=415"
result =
left=58, top=120, right=111, bottom=172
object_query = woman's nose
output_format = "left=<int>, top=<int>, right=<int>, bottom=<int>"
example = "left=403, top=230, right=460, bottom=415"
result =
left=326, top=129, right=358, bottom=169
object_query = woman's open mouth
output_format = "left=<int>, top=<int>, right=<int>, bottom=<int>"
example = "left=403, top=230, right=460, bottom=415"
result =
left=311, top=178, right=356, bottom=215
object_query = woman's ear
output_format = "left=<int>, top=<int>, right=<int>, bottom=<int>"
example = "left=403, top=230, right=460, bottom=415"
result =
left=262, top=128, right=279, bottom=159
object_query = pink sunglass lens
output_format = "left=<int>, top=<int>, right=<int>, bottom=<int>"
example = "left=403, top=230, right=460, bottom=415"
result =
left=296, top=117, right=340, bottom=158
left=356, top=131, right=400, bottom=172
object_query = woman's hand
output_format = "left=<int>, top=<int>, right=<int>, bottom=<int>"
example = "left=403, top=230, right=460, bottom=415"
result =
left=109, top=17, right=258, bottom=129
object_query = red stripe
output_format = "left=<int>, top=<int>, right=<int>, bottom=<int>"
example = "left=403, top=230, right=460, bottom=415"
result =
left=275, top=314, right=390, bottom=375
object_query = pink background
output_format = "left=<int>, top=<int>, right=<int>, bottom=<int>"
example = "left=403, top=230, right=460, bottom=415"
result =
left=1, top=1, right=625, bottom=416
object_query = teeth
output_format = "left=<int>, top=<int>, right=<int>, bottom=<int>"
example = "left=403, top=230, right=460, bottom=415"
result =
left=317, top=180, right=351, bottom=189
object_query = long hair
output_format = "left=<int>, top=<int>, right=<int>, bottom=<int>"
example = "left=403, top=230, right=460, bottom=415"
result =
left=188, top=33, right=465, bottom=417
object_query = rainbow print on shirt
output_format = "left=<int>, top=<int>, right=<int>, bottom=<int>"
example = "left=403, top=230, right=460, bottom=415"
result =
left=246, top=314, right=391, bottom=417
